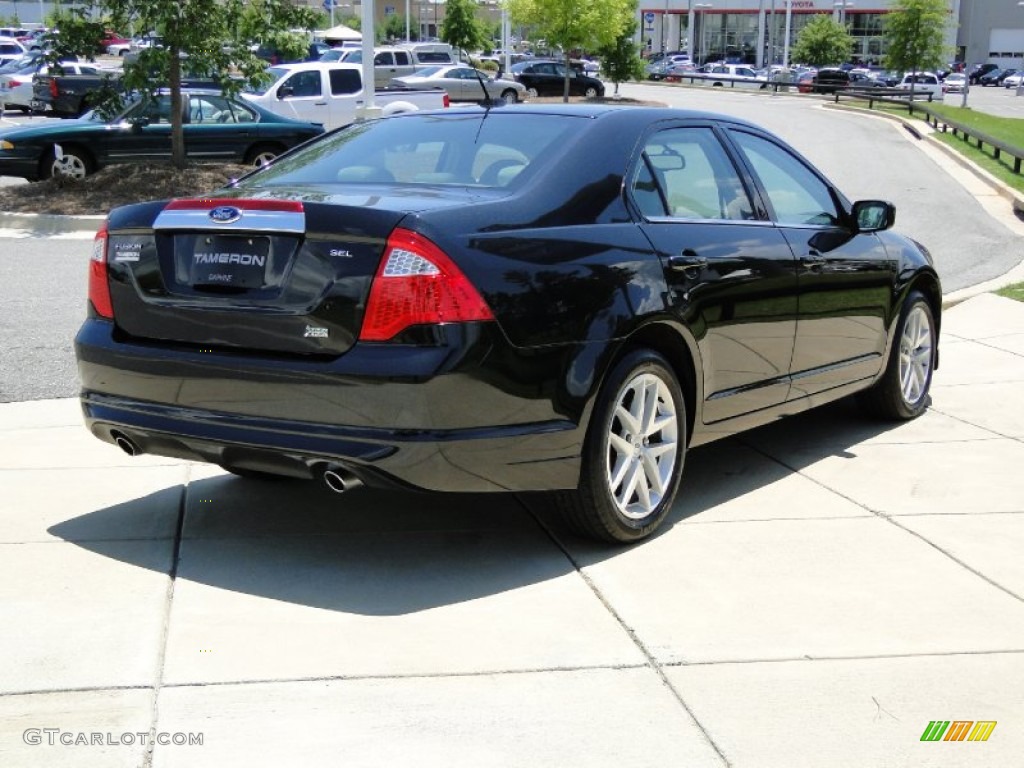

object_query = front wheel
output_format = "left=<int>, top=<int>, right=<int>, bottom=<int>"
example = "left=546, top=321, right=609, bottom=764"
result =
left=860, top=291, right=936, bottom=420
left=556, top=349, right=686, bottom=543
left=500, top=89, right=518, bottom=104
left=584, top=86, right=599, bottom=98
left=44, top=146, right=92, bottom=180
left=525, top=86, right=538, bottom=99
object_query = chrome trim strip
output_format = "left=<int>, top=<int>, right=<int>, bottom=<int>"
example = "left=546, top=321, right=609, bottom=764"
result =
left=153, top=208, right=306, bottom=233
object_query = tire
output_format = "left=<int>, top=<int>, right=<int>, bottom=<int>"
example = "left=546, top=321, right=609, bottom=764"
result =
left=860, top=291, right=936, bottom=420
left=525, top=86, right=538, bottom=99
left=500, top=89, right=518, bottom=104
left=584, top=86, right=599, bottom=98
left=43, top=146, right=92, bottom=180
left=712, top=81, right=723, bottom=87
left=245, top=143, right=284, bottom=168
left=556, top=349, right=686, bottom=543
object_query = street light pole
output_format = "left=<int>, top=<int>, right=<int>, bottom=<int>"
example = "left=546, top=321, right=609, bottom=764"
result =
left=696, top=3, right=711, bottom=65
left=1017, top=2, right=1024, bottom=96
left=782, top=0, right=792, bottom=69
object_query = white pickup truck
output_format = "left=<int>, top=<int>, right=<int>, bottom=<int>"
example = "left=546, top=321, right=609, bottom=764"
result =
left=242, top=62, right=449, bottom=130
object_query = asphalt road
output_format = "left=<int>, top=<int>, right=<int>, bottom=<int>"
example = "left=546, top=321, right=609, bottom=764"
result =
left=1, top=88, right=1021, bottom=403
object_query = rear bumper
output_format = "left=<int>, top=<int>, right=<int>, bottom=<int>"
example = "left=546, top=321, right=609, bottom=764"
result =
left=75, top=318, right=586, bottom=492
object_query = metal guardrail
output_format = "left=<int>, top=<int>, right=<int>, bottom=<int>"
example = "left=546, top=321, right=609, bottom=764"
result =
left=834, top=88, right=1024, bottom=176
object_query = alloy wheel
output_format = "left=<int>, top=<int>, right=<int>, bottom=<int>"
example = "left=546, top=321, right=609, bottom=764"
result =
left=899, top=304, right=933, bottom=406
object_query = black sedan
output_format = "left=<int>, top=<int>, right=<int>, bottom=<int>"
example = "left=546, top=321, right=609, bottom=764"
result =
left=0, top=89, right=324, bottom=181
left=509, top=60, right=605, bottom=98
left=75, top=105, right=940, bottom=543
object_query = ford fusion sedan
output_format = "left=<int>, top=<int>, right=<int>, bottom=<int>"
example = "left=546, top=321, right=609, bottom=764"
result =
left=75, top=105, right=940, bottom=543
left=0, top=89, right=323, bottom=180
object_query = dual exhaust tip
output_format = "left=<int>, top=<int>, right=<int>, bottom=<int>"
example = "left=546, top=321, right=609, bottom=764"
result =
left=110, top=430, right=363, bottom=494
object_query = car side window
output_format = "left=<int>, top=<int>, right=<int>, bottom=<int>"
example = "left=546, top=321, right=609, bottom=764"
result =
left=329, top=68, right=361, bottom=94
left=632, top=127, right=755, bottom=221
left=374, top=52, right=393, bottom=66
left=730, top=130, right=840, bottom=226
left=281, top=70, right=321, bottom=98
left=394, top=51, right=410, bottom=65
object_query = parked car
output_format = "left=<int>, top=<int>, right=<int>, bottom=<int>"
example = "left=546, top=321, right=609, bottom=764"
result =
left=979, top=68, right=1016, bottom=86
left=941, top=72, right=966, bottom=94
left=702, top=63, right=767, bottom=87
left=510, top=60, right=604, bottom=98
left=242, top=62, right=449, bottom=130
left=1003, top=71, right=1024, bottom=89
left=0, top=36, right=27, bottom=67
left=895, top=72, right=941, bottom=97
left=75, top=105, right=940, bottom=543
left=0, top=60, right=100, bottom=112
left=0, top=89, right=324, bottom=180
left=803, top=67, right=850, bottom=94
left=391, top=65, right=525, bottom=103
left=968, top=63, right=998, bottom=84
left=338, top=44, right=457, bottom=87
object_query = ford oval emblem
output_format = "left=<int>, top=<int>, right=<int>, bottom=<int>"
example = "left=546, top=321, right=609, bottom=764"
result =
left=209, top=206, right=242, bottom=224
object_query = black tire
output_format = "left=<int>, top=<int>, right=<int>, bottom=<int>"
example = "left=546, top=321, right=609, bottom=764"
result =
left=556, top=349, right=686, bottom=543
left=41, top=146, right=93, bottom=180
left=860, top=290, right=936, bottom=420
left=584, top=86, right=599, bottom=98
left=500, top=89, right=518, bottom=104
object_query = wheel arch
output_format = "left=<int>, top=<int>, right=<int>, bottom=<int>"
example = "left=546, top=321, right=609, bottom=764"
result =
left=41, top=142, right=96, bottom=177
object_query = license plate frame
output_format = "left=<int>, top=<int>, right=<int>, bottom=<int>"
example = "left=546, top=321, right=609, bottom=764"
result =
left=190, top=235, right=270, bottom=289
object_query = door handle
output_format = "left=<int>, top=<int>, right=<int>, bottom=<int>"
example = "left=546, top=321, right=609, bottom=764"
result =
left=801, top=250, right=826, bottom=270
left=668, top=251, right=708, bottom=276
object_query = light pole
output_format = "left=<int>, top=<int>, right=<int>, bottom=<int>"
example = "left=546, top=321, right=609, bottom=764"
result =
left=782, top=0, right=792, bottom=69
left=696, top=3, right=712, bottom=65
left=1018, top=2, right=1024, bottom=96
left=833, top=1, right=853, bottom=26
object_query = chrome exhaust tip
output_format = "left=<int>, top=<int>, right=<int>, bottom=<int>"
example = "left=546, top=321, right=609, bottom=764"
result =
left=322, top=467, right=363, bottom=494
left=111, top=431, right=139, bottom=456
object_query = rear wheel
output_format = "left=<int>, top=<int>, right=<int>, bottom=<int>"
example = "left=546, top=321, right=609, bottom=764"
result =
left=500, top=89, right=518, bottom=104
left=245, top=143, right=285, bottom=168
left=584, top=86, right=599, bottom=98
left=556, top=349, right=686, bottom=543
left=860, top=291, right=936, bottom=420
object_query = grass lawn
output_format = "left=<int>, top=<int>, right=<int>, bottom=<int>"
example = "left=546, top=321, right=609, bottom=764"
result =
left=996, top=282, right=1024, bottom=302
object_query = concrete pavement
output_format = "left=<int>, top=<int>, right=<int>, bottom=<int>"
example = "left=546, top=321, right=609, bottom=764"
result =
left=1, top=292, right=1022, bottom=767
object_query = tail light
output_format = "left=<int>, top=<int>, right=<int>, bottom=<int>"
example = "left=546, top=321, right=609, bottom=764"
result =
left=88, top=223, right=113, bottom=319
left=49, top=78, right=58, bottom=99
left=443, top=93, right=450, bottom=108
left=359, top=228, right=493, bottom=342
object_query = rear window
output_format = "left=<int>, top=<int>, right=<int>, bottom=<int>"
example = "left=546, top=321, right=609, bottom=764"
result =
left=236, top=112, right=582, bottom=188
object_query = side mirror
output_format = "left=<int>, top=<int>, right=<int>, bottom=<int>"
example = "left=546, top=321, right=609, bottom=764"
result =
left=128, top=116, right=150, bottom=130
left=851, top=200, right=895, bottom=232
left=277, top=85, right=294, bottom=99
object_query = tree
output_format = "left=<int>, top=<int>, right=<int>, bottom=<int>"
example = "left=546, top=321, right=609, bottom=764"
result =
left=506, top=0, right=633, bottom=101
left=883, top=0, right=950, bottom=76
left=440, top=0, right=486, bottom=54
left=790, top=14, right=853, bottom=68
left=48, top=0, right=321, bottom=170
left=594, top=3, right=644, bottom=97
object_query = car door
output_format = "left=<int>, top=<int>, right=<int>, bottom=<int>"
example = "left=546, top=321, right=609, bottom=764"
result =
left=273, top=68, right=328, bottom=124
left=631, top=124, right=800, bottom=424
left=726, top=128, right=897, bottom=399
left=182, top=94, right=254, bottom=162
left=97, top=96, right=175, bottom=164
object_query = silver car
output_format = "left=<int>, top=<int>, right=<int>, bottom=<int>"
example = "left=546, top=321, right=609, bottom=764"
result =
left=392, top=65, right=526, bottom=104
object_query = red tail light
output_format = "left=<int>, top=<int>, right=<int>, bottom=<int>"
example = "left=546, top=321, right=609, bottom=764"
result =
left=359, top=228, right=493, bottom=342
left=443, top=93, right=450, bottom=108
left=49, top=78, right=58, bottom=99
left=88, top=223, right=113, bottom=319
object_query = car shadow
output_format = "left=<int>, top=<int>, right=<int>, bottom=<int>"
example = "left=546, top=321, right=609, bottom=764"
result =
left=47, top=398, right=905, bottom=615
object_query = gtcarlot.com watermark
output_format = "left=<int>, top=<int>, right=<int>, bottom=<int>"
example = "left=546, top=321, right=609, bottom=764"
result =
left=23, top=729, right=203, bottom=747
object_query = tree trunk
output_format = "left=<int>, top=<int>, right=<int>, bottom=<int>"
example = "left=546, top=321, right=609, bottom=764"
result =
left=170, top=47, right=185, bottom=170
left=563, top=51, right=571, bottom=103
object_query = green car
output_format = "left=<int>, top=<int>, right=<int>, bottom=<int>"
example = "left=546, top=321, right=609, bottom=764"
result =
left=0, top=89, right=324, bottom=181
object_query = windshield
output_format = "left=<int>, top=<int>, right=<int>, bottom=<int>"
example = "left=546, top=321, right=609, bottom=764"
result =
left=235, top=112, right=582, bottom=189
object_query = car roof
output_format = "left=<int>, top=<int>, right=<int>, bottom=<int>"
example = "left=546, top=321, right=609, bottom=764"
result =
left=429, top=103, right=763, bottom=131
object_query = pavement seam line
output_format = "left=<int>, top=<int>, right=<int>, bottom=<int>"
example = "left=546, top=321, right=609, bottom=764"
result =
left=518, top=500, right=733, bottom=768
left=929, top=405, right=1024, bottom=445
left=741, top=438, right=1024, bottom=605
left=141, top=466, right=188, bottom=768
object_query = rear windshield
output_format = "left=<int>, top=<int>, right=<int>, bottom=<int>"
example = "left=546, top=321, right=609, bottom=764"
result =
left=237, top=112, right=582, bottom=189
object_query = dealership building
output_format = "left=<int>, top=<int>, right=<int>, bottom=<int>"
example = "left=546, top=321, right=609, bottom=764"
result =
left=638, top=0, right=1024, bottom=69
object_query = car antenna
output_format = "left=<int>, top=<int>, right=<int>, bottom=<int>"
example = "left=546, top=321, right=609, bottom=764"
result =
left=472, top=66, right=504, bottom=109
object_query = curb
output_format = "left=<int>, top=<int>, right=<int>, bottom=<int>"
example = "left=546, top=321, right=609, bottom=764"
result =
left=0, top=209, right=104, bottom=235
